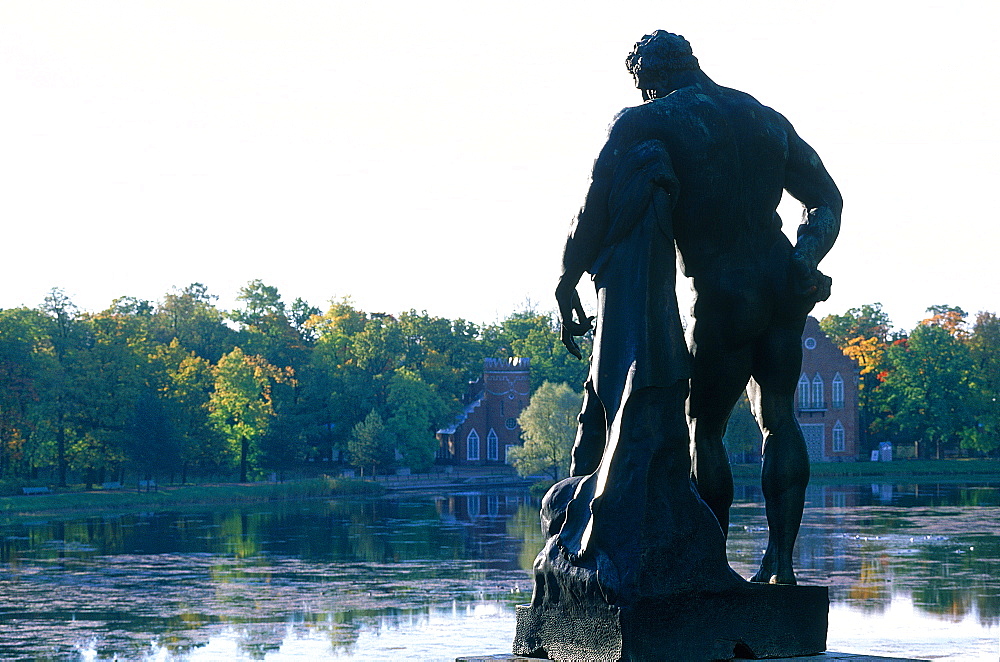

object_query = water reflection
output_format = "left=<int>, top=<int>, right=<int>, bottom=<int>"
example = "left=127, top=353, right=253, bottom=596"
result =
left=726, top=481, right=1000, bottom=635
left=1, top=481, right=998, bottom=660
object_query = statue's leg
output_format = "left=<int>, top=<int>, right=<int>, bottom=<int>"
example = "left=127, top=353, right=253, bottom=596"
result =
left=747, top=323, right=809, bottom=585
left=689, top=337, right=752, bottom=538
left=570, top=378, right=606, bottom=476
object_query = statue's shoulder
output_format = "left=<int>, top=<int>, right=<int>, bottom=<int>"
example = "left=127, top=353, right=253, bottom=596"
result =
left=609, top=103, right=648, bottom=125
left=717, top=86, right=792, bottom=127
left=606, top=100, right=679, bottom=135
left=603, top=104, right=658, bottom=145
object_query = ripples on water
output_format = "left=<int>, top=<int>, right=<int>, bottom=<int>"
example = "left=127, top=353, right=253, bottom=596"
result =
left=1, top=481, right=998, bottom=660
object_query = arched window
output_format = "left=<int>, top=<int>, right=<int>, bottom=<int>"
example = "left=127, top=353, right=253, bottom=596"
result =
left=797, top=374, right=810, bottom=409
left=832, top=373, right=845, bottom=408
left=811, top=374, right=824, bottom=409
left=466, top=429, right=480, bottom=461
left=487, top=429, right=499, bottom=461
left=466, top=494, right=480, bottom=518
left=487, top=494, right=500, bottom=517
left=832, top=421, right=846, bottom=452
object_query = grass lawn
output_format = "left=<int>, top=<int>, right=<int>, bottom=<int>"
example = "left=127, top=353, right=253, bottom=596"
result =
left=0, top=476, right=384, bottom=518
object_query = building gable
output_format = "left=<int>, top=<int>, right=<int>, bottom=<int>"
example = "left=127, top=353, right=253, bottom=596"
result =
left=436, top=358, right=531, bottom=465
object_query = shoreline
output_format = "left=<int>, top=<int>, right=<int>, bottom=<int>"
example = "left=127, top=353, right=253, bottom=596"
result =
left=732, top=458, right=1000, bottom=482
left=2, top=459, right=998, bottom=518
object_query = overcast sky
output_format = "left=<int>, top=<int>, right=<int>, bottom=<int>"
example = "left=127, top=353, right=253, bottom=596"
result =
left=2, top=1, right=998, bottom=332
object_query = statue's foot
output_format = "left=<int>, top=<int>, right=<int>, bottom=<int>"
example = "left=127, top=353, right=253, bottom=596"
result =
left=750, top=552, right=797, bottom=585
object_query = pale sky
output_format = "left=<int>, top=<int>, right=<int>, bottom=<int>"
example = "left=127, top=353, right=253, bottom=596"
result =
left=2, top=1, right=998, bottom=332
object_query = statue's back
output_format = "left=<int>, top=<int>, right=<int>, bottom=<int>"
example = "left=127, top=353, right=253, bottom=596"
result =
left=621, top=87, right=794, bottom=278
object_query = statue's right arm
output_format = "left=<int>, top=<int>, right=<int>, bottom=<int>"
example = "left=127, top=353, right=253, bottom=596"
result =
left=556, top=124, right=620, bottom=358
left=782, top=121, right=843, bottom=301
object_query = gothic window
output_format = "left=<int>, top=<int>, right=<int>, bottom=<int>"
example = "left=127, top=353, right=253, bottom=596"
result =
left=467, top=494, right=480, bottom=518
left=467, top=429, right=480, bottom=461
left=832, top=373, right=845, bottom=408
left=798, top=374, right=810, bottom=409
left=811, top=373, right=824, bottom=409
left=487, top=429, right=499, bottom=461
left=832, top=421, right=846, bottom=452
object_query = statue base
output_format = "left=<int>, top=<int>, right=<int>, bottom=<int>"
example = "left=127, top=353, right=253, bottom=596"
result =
left=513, top=584, right=828, bottom=662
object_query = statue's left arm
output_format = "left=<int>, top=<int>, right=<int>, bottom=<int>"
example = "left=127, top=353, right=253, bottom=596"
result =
left=783, top=125, right=843, bottom=301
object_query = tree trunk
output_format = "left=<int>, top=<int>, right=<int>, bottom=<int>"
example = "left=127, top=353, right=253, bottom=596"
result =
left=240, top=437, right=249, bottom=482
left=56, top=415, right=67, bottom=487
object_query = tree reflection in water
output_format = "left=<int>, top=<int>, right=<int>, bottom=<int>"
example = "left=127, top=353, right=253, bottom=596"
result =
left=726, top=480, right=1000, bottom=630
left=0, top=481, right=997, bottom=659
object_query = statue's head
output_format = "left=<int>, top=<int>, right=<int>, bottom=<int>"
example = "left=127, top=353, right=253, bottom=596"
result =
left=626, top=31, right=700, bottom=92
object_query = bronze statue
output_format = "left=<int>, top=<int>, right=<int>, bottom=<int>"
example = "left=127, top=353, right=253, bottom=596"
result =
left=558, top=30, right=840, bottom=585
left=515, top=31, right=838, bottom=661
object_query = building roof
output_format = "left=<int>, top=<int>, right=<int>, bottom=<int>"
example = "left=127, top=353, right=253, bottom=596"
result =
left=437, top=396, right=483, bottom=435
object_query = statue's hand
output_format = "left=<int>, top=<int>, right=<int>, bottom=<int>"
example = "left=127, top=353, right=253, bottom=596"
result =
left=560, top=318, right=593, bottom=360
left=560, top=325, right=582, bottom=360
left=790, top=252, right=832, bottom=303
left=556, top=280, right=593, bottom=359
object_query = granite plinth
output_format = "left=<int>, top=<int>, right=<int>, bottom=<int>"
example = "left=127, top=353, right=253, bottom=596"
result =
left=513, top=584, right=828, bottom=662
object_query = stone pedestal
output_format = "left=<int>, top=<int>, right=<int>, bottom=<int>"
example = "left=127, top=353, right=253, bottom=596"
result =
left=513, top=584, right=828, bottom=662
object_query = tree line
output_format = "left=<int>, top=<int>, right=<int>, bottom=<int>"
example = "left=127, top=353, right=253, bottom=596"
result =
left=820, top=304, right=1000, bottom=459
left=1, top=285, right=995, bottom=490
left=0, top=282, right=588, bottom=489
left=508, top=302, right=1000, bottom=481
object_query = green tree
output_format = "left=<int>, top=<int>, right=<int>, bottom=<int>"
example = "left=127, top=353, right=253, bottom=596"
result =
left=508, top=381, right=581, bottom=480
left=966, top=311, right=1000, bottom=455
left=820, top=303, right=893, bottom=451
left=209, top=347, right=285, bottom=481
left=124, top=389, right=179, bottom=486
left=882, top=312, right=976, bottom=459
left=149, top=339, right=223, bottom=480
left=230, top=281, right=312, bottom=477
left=0, top=308, right=50, bottom=479
left=70, top=307, right=159, bottom=486
left=351, top=313, right=405, bottom=375
left=820, top=303, right=892, bottom=349
left=484, top=309, right=590, bottom=393
left=152, top=283, right=236, bottom=362
left=307, top=299, right=381, bottom=458
left=39, top=288, right=79, bottom=486
left=289, top=297, right=321, bottom=342
left=231, top=280, right=310, bottom=366
left=383, top=368, right=449, bottom=472
left=30, top=292, right=152, bottom=488
left=396, top=309, right=483, bottom=407
left=722, top=394, right=762, bottom=462
left=232, top=279, right=286, bottom=326
left=348, top=410, right=394, bottom=477
left=922, top=304, right=970, bottom=340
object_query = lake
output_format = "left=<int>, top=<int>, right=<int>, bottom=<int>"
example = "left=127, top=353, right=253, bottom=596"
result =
left=1, top=479, right=998, bottom=661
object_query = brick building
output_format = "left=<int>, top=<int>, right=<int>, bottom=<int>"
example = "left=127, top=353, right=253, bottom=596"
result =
left=796, top=316, right=860, bottom=462
left=435, top=358, right=531, bottom=466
